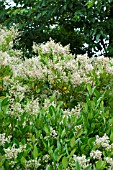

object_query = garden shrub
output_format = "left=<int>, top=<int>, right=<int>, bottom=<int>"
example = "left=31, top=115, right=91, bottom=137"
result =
left=0, top=27, right=113, bottom=169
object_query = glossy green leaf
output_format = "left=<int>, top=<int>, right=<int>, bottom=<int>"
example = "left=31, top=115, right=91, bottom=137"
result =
left=32, top=145, right=38, bottom=159
left=76, top=160, right=81, bottom=170
left=21, top=156, right=26, bottom=165
left=110, top=132, right=113, bottom=142
left=87, top=84, right=92, bottom=96
left=46, top=165, right=53, bottom=170
left=70, top=137, right=75, bottom=148
left=62, top=156, right=68, bottom=168
left=96, top=160, right=106, bottom=170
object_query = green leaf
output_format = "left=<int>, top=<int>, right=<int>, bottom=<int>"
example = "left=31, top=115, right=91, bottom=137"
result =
left=109, top=118, right=113, bottom=125
left=94, top=89, right=100, bottom=98
left=36, top=88, right=40, bottom=93
left=1, top=97, right=9, bottom=112
left=49, top=105, right=55, bottom=116
left=70, top=148, right=76, bottom=157
left=91, top=123, right=95, bottom=129
left=87, top=84, right=92, bottom=96
left=62, top=156, right=68, bottom=168
left=96, top=34, right=100, bottom=42
left=0, top=166, right=5, bottom=170
left=46, top=165, right=52, bottom=170
left=31, top=135, right=36, bottom=143
left=63, top=4, right=67, bottom=10
left=61, top=129, right=66, bottom=138
left=42, top=11, right=47, bottom=16
left=50, top=94, right=56, bottom=102
left=84, top=166, right=92, bottom=170
left=32, top=145, right=38, bottom=159
left=70, top=137, right=75, bottom=148
left=1, top=97, right=9, bottom=106
left=88, top=111, right=93, bottom=119
left=84, top=103, right=88, bottom=112
left=21, top=156, right=26, bottom=165
left=57, top=154, right=64, bottom=162
left=88, top=138, right=95, bottom=148
left=86, top=1, right=94, bottom=8
left=76, top=160, right=81, bottom=170
left=76, top=129, right=83, bottom=138
left=48, top=146, right=54, bottom=158
left=96, top=160, right=106, bottom=170
left=110, top=132, right=113, bottom=142
left=44, top=125, right=50, bottom=135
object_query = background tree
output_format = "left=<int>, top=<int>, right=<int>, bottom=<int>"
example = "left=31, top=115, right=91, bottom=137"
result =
left=0, top=0, right=113, bottom=57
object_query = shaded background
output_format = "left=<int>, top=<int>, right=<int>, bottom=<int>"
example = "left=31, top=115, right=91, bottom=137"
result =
left=0, top=0, right=113, bottom=58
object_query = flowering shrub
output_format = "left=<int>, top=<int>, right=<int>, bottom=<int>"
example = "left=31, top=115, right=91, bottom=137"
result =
left=0, top=27, right=113, bottom=169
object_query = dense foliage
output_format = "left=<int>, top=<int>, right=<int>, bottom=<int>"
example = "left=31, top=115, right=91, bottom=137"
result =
left=0, top=0, right=113, bottom=57
left=0, top=27, right=113, bottom=170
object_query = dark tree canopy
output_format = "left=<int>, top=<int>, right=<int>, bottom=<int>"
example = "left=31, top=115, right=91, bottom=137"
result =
left=0, top=0, right=113, bottom=57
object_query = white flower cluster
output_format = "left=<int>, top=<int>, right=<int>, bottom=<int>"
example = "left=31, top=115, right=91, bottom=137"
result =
left=4, top=144, right=26, bottom=160
left=4, top=79, right=29, bottom=101
left=25, top=158, right=41, bottom=169
left=63, top=104, right=81, bottom=118
left=95, top=56, right=110, bottom=65
left=75, top=125, right=82, bottom=131
left=0, top=133, right=12, bottom=146
left=7, top=100, right=24, bottom=117
left=2, top=36, right=113, bottom=108
left=52, top=162, right=59, bottom=168
left=15, top=57, right=46, bottom=79
left=0, top=27, right=18, bottom=51
left=1, top=32, right=113, bottom=89
left=44, top=126, right=57, bottom=140
left=24, top=98, right=40, bottom=115
left=9, top=160, right=16, bottom=168
left=0, top=28, right=6, bottom=44
left=0, top=51, right=10, bottom=66
left=43, top=98, right=57, bottom=110
left=88, top=134, right=113, bottom=169
left=95, top=133, right=113, bottom=150
left=90, top=150, right=102, bottom=159
left=8, top=57, right=22, bottom=74
left=50, top=127, right=58, bottom=138
left=94, top=56, right=113, bottom=76
left=105, top=157, right=113, bottom=169
left=73, top=155, right=90, bottom=169
left=33, top=38, right=70, bottom=56
left=0, top=51, right=22, bottom=78
left=42, top=154, right=50, bottom=163
left=3, top=40, right=92, bottom=87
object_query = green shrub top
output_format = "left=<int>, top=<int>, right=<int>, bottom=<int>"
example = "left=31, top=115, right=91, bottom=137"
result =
left=0, top=27, right=113, bottom=170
